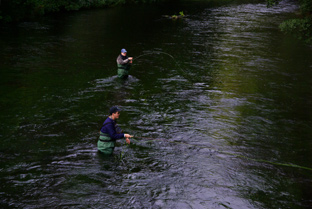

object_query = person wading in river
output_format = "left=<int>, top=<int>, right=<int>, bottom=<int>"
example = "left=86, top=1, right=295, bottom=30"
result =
left=116, top=48, right=133, bottom=79
left=98, top=106, right=133, bottom=155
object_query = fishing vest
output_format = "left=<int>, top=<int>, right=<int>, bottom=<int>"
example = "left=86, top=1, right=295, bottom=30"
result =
left=98, top=131, right=115, bottom=154
left=99, top=131, right=114, bottom=142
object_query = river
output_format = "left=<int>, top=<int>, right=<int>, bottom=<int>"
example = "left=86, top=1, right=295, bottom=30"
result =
left=1, top=0, right=312, bottom=208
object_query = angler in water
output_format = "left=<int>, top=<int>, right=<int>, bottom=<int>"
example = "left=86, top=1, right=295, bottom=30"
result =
left=98, top=106, right=133, bottom=155
left=116, top=48, right=133, bottom=79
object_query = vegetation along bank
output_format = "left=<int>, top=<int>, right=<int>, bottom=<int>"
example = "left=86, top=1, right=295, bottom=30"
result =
left=0, top=0, right=311, bottom=44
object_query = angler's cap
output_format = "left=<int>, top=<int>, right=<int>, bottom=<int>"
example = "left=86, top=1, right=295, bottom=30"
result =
left=121, top=48, right=127, bottom=53
left=109, top=106, right=121, bottom=115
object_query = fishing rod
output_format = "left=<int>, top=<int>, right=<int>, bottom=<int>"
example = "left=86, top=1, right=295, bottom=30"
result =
left=133, top=51, right=175, bottom=61
left=131, top=136, right=312, bottom=171
left=133, top=136, right=167, bottom=140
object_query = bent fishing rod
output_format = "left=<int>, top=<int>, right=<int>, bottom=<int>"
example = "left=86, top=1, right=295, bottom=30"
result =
left=132, top=50, right=192, bottom=81
left=133, top=51, right=175, bottom=61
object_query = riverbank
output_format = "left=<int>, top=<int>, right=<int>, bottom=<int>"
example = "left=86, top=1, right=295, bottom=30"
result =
left=0, top=0, right=159, bottom=23
left=1, top=0, right=311, bottom=44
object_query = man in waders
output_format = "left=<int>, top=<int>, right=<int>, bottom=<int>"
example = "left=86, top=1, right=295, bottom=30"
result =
left=98, top=106, right=133, bottom=155
left=117, top=48, right=133, bottom=79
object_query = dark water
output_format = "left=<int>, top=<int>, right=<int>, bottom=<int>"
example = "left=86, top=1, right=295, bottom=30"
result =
left=1, top=0, right=312, bottom=208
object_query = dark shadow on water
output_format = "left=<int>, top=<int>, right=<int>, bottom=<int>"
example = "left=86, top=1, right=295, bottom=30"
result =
left=96, top=150, right=123, bottom=170
left=115, top=75, right=140, bottom=85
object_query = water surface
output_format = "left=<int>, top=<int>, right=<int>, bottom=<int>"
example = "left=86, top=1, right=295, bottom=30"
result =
left=1, top=0, right=312, bottom=208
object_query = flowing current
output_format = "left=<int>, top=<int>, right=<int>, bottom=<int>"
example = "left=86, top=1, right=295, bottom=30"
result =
left=1, top=0, right=312, bottom=208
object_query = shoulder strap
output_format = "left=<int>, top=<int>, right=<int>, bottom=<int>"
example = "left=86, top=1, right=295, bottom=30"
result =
left=99, top=122, right=116, bottom=142
left=101, top=121, right=113, bottom=130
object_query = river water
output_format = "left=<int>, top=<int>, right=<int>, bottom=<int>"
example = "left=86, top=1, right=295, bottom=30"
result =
left=1, top=0, right=312, bottom=208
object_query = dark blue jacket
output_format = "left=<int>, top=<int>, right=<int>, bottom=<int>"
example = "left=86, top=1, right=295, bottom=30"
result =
left=100, top=117, right=124, bottom=140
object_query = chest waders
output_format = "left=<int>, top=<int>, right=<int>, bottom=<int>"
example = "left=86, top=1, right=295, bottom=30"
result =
left=117, top=63, right=131, bottom=79
left=98, top=123, right=116, bottom=155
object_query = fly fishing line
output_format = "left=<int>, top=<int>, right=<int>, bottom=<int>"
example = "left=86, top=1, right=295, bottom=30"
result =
left=133, top=51, right=193, bottom=81
left=132, top=136, right=312, bottom=171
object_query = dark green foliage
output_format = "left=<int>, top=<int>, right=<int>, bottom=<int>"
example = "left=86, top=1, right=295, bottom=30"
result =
left=266, top=0, right=279, bottom=7
left=279, top=17, right=312, bottom=43
left=267, top=0, right=312, bottom=44
left=0, top=0, right=121, bottom=22
left=0, top=0, right=162, bottom=22
left=299, top=0, right=312, bottom=15
left=125, top=0, right=159, bottom=3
